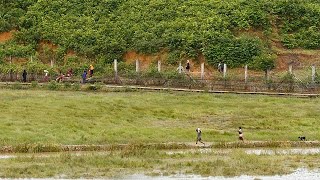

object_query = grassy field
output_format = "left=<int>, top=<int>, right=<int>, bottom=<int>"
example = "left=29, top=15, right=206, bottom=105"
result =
left=0, top=89, right=319, bottom=146
left=0, top=89, right=320, bottom=178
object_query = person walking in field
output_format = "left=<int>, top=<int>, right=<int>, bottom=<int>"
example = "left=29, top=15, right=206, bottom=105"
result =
left=196, top=128, right=205, bottom=145
left=238, top=127, right=244, bottom=141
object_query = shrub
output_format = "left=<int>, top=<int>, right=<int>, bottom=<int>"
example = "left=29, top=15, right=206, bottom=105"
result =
left=31, top=81, right=38, bottom=88
left=47, top=80, right=59, bottom=90
left=72, top=82, right=81, bottom=91
left=63, top=82, right=72, bottom=89
left=12, top=81, right=22, bottom=90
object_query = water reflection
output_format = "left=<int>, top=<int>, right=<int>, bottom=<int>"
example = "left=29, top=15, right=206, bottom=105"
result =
left=125, top=168, right=320, bottom=180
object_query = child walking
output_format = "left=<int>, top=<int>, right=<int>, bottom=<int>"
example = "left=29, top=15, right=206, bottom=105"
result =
left=196, top=128, right=205, bottom=145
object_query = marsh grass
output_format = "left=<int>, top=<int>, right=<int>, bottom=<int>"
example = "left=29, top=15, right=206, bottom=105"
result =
left=0, top=150, right=319, bottom=178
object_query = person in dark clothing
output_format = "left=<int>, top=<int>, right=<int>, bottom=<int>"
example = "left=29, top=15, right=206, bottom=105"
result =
left=186, top=60, right=190, bottom=72
left=82, top=70, right=87, bottom=83
left=22, top=70, right=27, bottom=82
left=238, top=127, right=244, bottom=141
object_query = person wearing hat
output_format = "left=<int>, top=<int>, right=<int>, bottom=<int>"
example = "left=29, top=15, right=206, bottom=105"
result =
left=89, top=64, right=94, bottom=77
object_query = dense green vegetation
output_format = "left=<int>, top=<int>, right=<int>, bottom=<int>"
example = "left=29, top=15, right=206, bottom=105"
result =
left=1, top=0, right=320, bottom=71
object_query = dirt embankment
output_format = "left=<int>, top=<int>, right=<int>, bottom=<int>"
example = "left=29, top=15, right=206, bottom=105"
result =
left=0, top=31, right=14, bottom=42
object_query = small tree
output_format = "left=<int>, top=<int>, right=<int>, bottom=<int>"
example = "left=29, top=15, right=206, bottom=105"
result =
left=250, top=54, right=276, bottom=79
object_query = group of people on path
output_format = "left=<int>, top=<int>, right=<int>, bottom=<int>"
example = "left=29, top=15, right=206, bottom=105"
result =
left=81, top=64, right=94, bottom=83
left=177, top=60, right=191, bottom=73
left=176, top=60, right=225, bottom=74
left=19, top=64, right=94, bottom=83
left=195, top=127, right=244, bottom=146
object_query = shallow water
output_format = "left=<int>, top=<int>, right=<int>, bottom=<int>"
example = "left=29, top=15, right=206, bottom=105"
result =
left=125, top=168, right=320, bottom=180
left=165, top=148, right=320, bottom=156
left=0, top=155, right=15, bottom=159
left=245, top=148, right=320, bottom=155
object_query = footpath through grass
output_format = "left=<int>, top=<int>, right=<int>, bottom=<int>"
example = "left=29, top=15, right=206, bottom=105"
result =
left=0, top=89, right=319, bottom=146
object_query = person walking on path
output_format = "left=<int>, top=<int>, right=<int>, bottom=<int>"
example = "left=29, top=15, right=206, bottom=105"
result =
left=196, top=128, right=205, bottom=145
left=218, top=62, right=223, bottom=73
left=186, top=60, right=190, bottom=72
left=82, top=70, right=87, bottom=84
left=43, top=70, right=49, bottom=82
left=238, top=127, right=244, bottom=141
left=22, top=70, right=27, bottom=82
left=89, top=64, right=94, bottom=77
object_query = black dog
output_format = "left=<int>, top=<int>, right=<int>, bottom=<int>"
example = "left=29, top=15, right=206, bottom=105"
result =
left=298, top=136, right=306, bottom=141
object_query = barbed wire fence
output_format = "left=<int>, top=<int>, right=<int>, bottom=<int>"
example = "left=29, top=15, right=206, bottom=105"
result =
left=0, top=59, right=319, bottom=93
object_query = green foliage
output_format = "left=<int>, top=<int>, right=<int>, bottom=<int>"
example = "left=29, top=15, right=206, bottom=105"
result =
left=0, top=0, right=37, bottom=32
left=31, top=81, right=38, bottom=88
left=281, top=73, right=295, bottom=84
left=12, top=81, right=22, bottom=89
left=63, top=82, right=71, bottom=89
left=47, top=80, right=59, bottom=90
left=25, top=59, right=48, bottom=74
left=250, top=54, right=275, bottom=71
left=2, top=0, right=320, bottom=70
left=0, top=41, right=35, bottom=60
left=203, top=36, right=262, bottom=67
left=0, top=63, right=22, bottom=74
left=72, top=82, right=81, bottom=91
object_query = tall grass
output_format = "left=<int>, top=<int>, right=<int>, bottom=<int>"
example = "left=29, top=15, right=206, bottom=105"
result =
left=0, top=150, right=319, bottom=178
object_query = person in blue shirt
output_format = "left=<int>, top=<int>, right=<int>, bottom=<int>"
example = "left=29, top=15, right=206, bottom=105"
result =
left=82, top=70, right=87, bottom=83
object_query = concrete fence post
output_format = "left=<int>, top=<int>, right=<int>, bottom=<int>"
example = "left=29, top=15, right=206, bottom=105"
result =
left=158, top=60, right=161, bottom=72
left=289, top=64, right=292, bottom=74
left=312, top=65, right=316, bottom=83
left=201, top=63, right=205, bottom=80
left=223, top=63, right=227, bottom=78
left=114, top=59, right=118, bottom=77
left=244, top=65, right=248, bottom=83
left=136, top=59, right=140, bottom=72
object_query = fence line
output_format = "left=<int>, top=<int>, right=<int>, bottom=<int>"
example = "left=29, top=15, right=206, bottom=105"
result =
left=0, top=61, right=320, bottom=93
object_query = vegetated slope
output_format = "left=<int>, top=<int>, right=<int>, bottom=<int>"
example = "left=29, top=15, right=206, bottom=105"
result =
left=1, top=0, right=320, bottom=70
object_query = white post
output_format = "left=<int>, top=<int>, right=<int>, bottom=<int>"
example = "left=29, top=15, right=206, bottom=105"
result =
left=223, top=63, right=227, bottom=78
left=136, top=59, right=140, bottom=72
left=30, top=55, right=33, bottom=62
left=179, top=61, right=182, bottom=74
left=266, top=69, right=270, bottom=81
left=244, top=65, right=248, bottom=83
left=158, top=60, right=161, bottom=72
left=50, top=60, right=54, bottom=67
left=201, top=63, right=205, bottom=80
left=114, top=59, right=118, bottom=77
left=289, top=64, right=292, bottom=74
left=312, top=65, right=316, bottom=83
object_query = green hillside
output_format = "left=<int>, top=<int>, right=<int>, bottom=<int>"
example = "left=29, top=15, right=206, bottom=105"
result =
left=1, top=0, right=320, bottom=70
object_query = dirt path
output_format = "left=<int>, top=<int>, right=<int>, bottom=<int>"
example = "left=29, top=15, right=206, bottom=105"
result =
left=0, top=141, right=319, bottom=153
